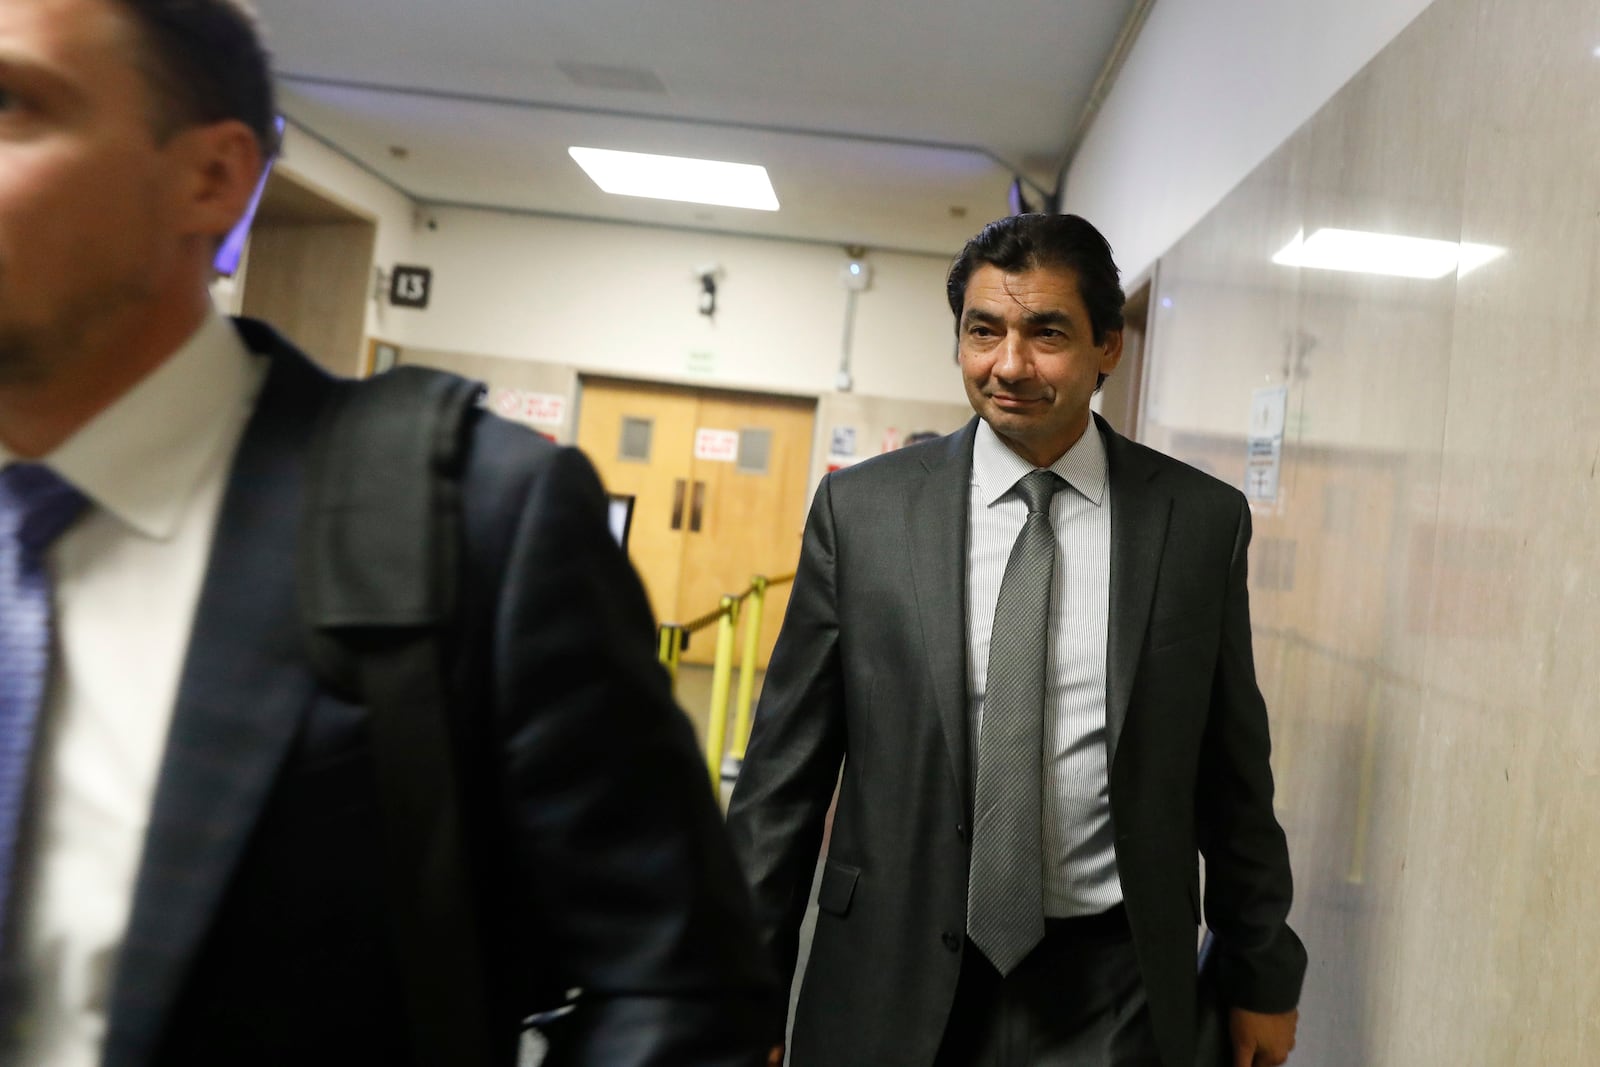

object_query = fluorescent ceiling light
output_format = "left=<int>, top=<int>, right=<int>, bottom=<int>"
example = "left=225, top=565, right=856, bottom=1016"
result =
left=568, top=147, right=779, bottom=211
left=1272, top=228, right=1505, bottom=279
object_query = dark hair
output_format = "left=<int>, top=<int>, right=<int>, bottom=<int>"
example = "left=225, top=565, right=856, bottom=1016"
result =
left=114, top=0, right=279, bottom=159
left=946, top=213, right=1125, bottom=345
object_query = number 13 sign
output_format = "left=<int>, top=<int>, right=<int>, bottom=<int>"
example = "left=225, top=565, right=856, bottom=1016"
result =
left=389, top=265, right=433, bottom=309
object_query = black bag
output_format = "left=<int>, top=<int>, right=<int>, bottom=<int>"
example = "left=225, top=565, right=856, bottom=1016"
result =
left=298, top=366, right=499, bottom=1065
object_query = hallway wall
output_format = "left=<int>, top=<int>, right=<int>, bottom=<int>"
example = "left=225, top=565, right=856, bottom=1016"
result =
left=271, top=122, right=418, bottom=339
left=1136, top=0, right=1600, bottom=1059
left=1064, top=0, right=1438, bottom=282
left=389, top=206, right=965, bottom=406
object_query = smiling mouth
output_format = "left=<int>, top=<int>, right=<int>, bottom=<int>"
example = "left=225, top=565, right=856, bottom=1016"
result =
left=989, top=394, right=1045, bottom=407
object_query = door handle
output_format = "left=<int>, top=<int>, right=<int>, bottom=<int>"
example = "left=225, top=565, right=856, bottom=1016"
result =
left=670, top=478, right=687, bottom=530
left=689, top=480, right=706, bottom=533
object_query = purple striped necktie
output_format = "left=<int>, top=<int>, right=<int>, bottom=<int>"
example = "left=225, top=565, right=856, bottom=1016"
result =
left=0, top=464, right=88, bottom=953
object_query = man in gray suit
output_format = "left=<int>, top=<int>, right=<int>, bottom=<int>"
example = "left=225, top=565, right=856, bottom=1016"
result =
left=727, top=214, right=1305, bottom=1067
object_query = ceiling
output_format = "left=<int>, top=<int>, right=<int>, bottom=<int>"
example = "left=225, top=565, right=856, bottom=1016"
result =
left=254, top=0, right=1147, bottom=257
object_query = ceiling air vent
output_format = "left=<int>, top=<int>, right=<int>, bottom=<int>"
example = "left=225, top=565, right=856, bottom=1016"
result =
left=558, top=63, right=667, bottom=94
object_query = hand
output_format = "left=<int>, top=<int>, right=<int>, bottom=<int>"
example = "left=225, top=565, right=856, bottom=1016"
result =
left=767, top=1044, right=784, bottom=1066
left=1230, top=1007, right=1297, bottom=1067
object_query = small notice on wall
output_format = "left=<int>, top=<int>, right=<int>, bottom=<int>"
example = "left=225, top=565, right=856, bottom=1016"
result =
left=1245, top=385, right=1288, bottom=506
left=694, top=428, right=739, bottom=462
left=1249, top=384, right=1288, bottom=438
left=830, top=426, right=858, bottom=457
left=1245, top=437, right=1282, bottom=503
left=389, top=265, right=433, bottom=309
left=489, top=389, right=567, bottom=427
left=519, top=393, right=567, bottom=426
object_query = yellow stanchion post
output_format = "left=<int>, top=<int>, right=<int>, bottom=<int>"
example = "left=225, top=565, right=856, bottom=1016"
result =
left=731, top=575, right=769, bottom=759
left=704, top=597, right=740, bottom=788
left=656, top=624, right=684, bottom=692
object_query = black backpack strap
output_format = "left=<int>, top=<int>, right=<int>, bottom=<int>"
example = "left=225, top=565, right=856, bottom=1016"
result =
left=298, top=366, right=499, bottom=1065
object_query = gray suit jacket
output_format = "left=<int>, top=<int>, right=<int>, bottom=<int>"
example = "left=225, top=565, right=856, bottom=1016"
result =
left=726, top=415, right=1305, bottom=1067
left=97, top=322, right=778, bottom=1066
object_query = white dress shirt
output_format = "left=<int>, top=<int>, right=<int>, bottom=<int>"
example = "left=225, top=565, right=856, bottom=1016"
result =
left=1, top=310, right=265, bottom=1067
left=966, top=418, right=1120, bottom=917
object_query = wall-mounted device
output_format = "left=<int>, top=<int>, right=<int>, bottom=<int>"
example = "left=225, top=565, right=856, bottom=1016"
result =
left=696, top=262, right=725, bottom=319
left=840, top=258, right=873, bottom=291
left=835, top=250, right=872, bottom=392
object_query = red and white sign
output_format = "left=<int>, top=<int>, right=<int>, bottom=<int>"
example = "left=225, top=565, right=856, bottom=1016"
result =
left=492, top=389, right=521, bottom=418
left=520, top=392, right=567, bottom=426
left=694, top=428, right=740, bottom=462
left=489, top=389, right=567, bottom=427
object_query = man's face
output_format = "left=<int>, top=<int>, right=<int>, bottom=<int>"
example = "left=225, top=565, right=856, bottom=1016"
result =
left=0, top=0, right=194, bottom=380
left=958, top=262, right=1122, bottom=467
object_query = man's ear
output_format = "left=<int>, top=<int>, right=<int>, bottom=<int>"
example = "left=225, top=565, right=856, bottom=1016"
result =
left=1097, top=328, right=1125, bottom=377
left=170, top=119, right=265, bottom=240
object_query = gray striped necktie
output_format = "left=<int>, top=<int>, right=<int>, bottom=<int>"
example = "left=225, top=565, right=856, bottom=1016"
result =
left=967, top=468, right=1063, bottom=976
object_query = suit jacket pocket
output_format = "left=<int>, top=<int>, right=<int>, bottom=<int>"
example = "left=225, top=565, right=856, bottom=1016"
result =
left=817, top=859, right=861, bottom=917
left=1146, top=600, right=1223, bottom=653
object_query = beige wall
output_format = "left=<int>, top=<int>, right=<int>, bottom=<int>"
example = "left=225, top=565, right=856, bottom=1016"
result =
left=385, top=208, right=974, bottom=490
left=1139, top=0, right=1600, bottom=1060
left=386, top=206, right=966, bottom=407
left=1065, top=0, right=1438, bottom=281
left=273, top=122, right=418, bottom=342
left=808, top=393, right=974, bottom=499
left=400, top=345, right=581, bottom=443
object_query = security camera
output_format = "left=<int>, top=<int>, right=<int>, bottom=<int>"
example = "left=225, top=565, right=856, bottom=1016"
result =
left=695, top=263, right=724, bottom=318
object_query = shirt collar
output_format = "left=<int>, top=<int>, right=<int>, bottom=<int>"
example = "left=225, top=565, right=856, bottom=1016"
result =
left=0, top=309, right=264, bottom=540
left=972, top=416, right=1107, bottom=509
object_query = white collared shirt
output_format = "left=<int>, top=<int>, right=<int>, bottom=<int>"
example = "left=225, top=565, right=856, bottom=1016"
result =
left=966, top=418, right=1120, bottom=917
left=1, top=310, right=266, bottom=1067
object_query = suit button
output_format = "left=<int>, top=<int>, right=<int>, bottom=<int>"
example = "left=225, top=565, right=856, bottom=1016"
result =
left=942, top=931, right=961, bottom=953
left=955, top=821, right=966, bottom=840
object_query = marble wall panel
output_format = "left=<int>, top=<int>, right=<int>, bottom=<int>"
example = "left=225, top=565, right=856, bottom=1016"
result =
left=1133, top=0, right=1600, bottom=1059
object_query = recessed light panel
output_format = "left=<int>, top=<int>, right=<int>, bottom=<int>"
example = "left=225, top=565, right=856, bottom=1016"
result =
left=568, top=147, right=780, bottom=211
left=1272, top=228, right=1504, bottom=279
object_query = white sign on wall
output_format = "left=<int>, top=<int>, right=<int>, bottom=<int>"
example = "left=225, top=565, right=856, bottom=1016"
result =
left=489, top=389, right=567, bottom=427
left=520, top=393, right=567, bottom=426
left=694, top=428, right=740, bottom=462
left=492, top=390, right=522, bottom=419
left=1245, top=384, right=1289, bottom=506
left=1249, top=384, right=1289, bottom=438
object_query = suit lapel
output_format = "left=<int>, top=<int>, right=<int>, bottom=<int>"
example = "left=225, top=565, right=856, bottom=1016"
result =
left=1101, top=417, right=1172, bottom=776
left=102, top=331, right=332, bottom=1067
left=904, top=419, right=978, bottom=811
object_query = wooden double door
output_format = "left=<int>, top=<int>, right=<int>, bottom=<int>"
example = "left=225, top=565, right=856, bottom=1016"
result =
left=576, top=378, right=816, bottom=667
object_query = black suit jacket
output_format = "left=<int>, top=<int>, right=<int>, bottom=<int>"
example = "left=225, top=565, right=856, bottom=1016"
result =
left=725, top=416, right=1306, bottom=1067
left=97, top=323, right=777, bottom=1066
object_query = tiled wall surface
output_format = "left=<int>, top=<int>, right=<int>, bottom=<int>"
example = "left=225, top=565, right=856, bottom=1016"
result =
left=1136, top=0, right=1600, bottom=1060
